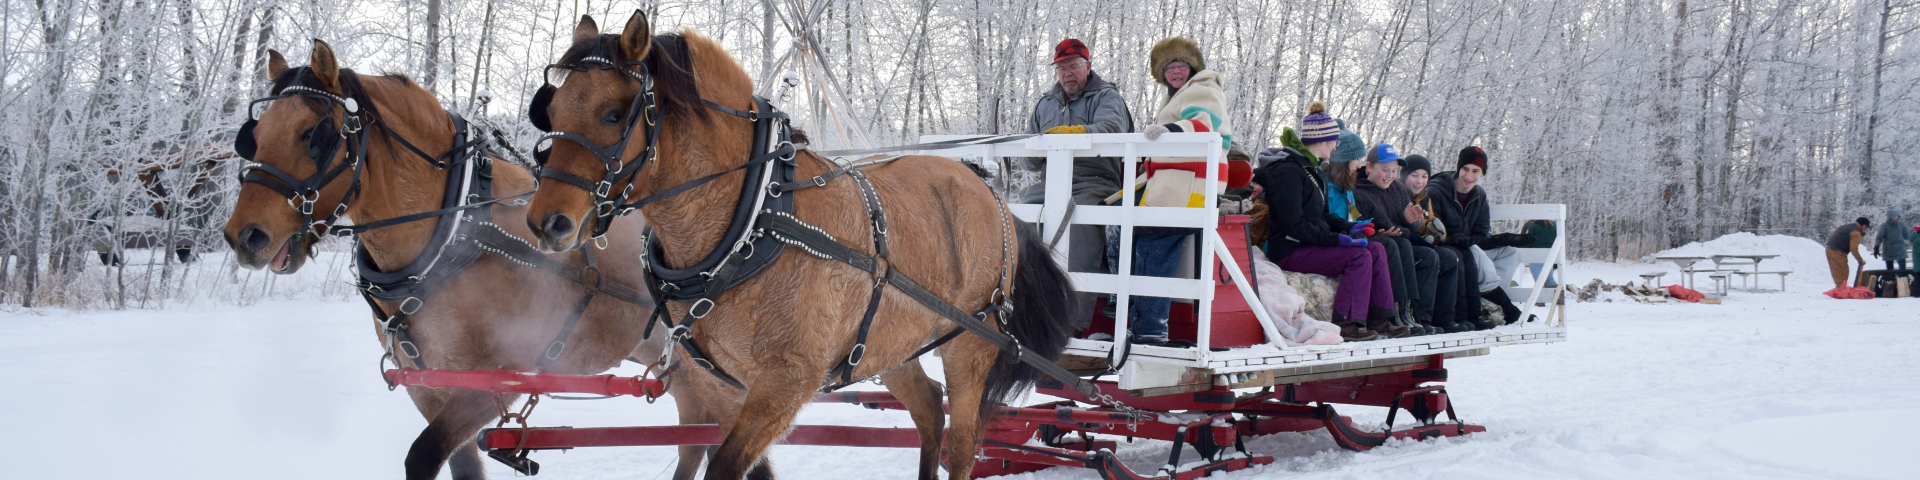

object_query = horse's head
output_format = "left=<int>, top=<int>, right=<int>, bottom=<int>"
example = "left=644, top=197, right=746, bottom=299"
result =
left=222, top=40, right=365, bottom=273
left=524, top=12, right=753, bottom=252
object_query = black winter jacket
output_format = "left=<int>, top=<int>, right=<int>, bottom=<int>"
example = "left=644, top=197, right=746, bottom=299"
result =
left=1352, top=178, right=1423, bottom=234
left=1257, top=147, right=1355, bottom=261
left=1424, top=171, right=1493, bottom=249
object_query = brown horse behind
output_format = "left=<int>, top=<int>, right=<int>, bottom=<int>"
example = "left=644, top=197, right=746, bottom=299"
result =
left=220, top=40, right=754, bottom=480
left=522, top=13, right=1079, bottom=480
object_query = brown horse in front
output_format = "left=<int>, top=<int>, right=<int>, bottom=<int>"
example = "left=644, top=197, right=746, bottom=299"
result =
left=523, top=13, right=1080, bottom=480
left=220, top=40, right=755, bottom=480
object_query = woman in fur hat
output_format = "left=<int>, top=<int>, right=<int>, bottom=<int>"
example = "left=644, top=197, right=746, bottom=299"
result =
left=1111, top=37, right=1253, bottom=348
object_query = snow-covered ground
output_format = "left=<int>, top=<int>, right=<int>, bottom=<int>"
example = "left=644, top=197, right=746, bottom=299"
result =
left=2, top=234, right=1914, bottom=479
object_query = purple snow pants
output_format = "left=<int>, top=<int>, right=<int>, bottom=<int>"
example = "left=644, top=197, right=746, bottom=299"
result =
left=1277, top=243, right=1396, bottom=322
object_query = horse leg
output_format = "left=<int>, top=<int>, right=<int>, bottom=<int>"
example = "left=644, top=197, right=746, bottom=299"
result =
left=881, top=360, right=946, bottom=480
left=682, top=445, right=775, bottom=480
left=938, top=336, right=1001, bottom=479
left=446, top=442, right=487, bottom=480
left=405, top=389, right=504, bottom=480
left=703, top=371, right=815, bottom=480
left=403, top=386, right=486, bottom=479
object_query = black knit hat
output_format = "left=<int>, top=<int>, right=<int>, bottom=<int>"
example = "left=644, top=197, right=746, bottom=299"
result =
left=1402, top=154, right=1431, bottom=177
left=1458, top=146, right=1488, bottom=172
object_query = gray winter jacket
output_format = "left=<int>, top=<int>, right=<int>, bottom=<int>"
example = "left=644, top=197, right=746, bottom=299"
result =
left=1020, top=71, right=1135, bottom=203
left=1876, top=209, right=1909, bottom=260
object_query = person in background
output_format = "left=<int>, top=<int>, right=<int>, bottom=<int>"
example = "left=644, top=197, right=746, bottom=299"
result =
left=1256, top=103, right=1404, bottom=341
left=1825, top=217, right=1871, bottom=289
left=1352, top=144, right=1454, bottom=334
left=1022, top=38, right=1136, bottom=329
left=1873, top=209, right=1909, bottom=272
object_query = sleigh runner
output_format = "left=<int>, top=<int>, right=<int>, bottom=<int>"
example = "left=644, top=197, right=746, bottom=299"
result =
left=388, top=131, right=1568, bottom=479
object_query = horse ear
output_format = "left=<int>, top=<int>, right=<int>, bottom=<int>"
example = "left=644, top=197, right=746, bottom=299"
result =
left=265, top=50, right=289, bottom=82
left=572, top=15, right=600, bottom=44
left=620, top=10, right=653, bottom=61
left=309, top=39, right=341, bottom=92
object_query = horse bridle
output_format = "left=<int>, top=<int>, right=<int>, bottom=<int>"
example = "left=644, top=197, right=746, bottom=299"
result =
left=233, top=75, right=371, bottom=247
left=527, top=54, right=797, bottom=241
left=527, top=56, right=664, bottom=240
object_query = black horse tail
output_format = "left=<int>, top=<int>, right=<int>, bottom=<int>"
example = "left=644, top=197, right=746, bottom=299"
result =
left=979, top=221, right=1081, bottom=417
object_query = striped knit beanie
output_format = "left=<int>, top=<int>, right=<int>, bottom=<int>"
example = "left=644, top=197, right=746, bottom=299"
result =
left=1327, top=120, right=1366, bottom=164
left=1300, top=101, right=1339, bottom=144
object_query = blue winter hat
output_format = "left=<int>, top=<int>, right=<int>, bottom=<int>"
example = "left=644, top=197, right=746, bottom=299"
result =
left=1327, top=120, right=1366, bottom=164
left=1367, top=143, right=1401, bottom=164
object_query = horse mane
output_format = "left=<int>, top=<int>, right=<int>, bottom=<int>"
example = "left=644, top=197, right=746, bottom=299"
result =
left=267, top=67, right=413, bottom=129
left=558, top=32, right=712, bottom=125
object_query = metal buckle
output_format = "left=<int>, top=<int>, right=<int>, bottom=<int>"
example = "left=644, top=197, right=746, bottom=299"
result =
left=767, top=182, right=783, bottom=198
left=399, top=297, right=424, bottom=315
left=688, top=298, right=715, bottom=319
left=847, top=344, right=866, bottom=366
left=665, top=324, right=691, bottom=341
left=692, top=357, right=716, bottom=371
left=398, top=340, right=421, bottom=359
left=342, top=115, right=363, bottom=133
left=290, top=192, right=317, bottom=215
left=594, top=181, right=613, bottom=198
left=544, top=340, right=566, bottom=360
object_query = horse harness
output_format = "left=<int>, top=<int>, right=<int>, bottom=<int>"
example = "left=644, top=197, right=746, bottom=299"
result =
left=234, top=72, right=652, bottom=375
left=527, top=53, right=1112, bottom=400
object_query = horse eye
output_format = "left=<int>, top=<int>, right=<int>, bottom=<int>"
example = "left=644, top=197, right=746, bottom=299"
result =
left=602, top=109, right=624, bottom=124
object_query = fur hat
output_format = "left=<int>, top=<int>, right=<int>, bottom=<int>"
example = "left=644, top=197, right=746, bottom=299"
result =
left=1150, top=37, right=1205, bottom=87
left=1300, top=102, right=1339, bottom=144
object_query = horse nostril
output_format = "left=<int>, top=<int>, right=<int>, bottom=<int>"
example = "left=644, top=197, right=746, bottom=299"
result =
left=241, top=226, right=272, bottom=253
left=544, top=214, right=575, bottom=239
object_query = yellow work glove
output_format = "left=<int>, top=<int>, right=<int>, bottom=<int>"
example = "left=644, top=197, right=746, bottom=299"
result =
left=1044, top=125, right=1088, bottom=134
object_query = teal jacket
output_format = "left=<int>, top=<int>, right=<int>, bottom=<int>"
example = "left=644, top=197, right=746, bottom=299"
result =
left=1876, top=209, right=1910, bottom=261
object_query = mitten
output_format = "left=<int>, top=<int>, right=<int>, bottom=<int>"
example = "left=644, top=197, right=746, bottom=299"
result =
left=1044, top=125, right=1087, bottom=134
left=1338, top=234, right=1368, bottom=247
left=1142, top=124, right=1170, bottom=140
left=1349, top=222, right=1375, bottom=237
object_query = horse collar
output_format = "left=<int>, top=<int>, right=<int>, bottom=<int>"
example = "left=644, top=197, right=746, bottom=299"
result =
left=356, top=113, right=495, bottom=302
left=645, top=96, right=797, bottom=303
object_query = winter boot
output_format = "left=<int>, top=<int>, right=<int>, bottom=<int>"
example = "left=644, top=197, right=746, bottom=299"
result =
left=1330, top=312, right=1378, bottom=341
left=1367, top=307, right=1411, bottom=338
left=1438, top=319, right=1476, bottom=334
left=1482, top=288, right=1524, bottom=325
left=1399, top=301, right=1434, bottom=336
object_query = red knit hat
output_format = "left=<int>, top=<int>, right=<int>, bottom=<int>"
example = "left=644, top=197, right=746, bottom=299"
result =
left=1053, top=39, right=1090, bottom=64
